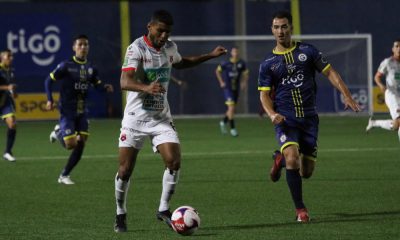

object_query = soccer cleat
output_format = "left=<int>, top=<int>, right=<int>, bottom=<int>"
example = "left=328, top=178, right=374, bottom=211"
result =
left=219, top=121, right=227, bottom=134
left=296, top=208, right=310, bottom=222
left=49, top=124, right=60, bottom=143
left=58, top=175, right=75, bottom=185
left=230, top=128, right=239, bottom=137
left=365, top=117, right=374, bottom=133
left=156, top=209, right=173, bottom=229
left=3, top=152, right=16, bottom=162
left=114, top=214, right=127, bottom=233
left=270, top=150, right=283, bottom=182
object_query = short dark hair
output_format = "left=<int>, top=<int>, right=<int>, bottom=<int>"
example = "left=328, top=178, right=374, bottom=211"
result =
left=73, top=34, right=89, bottom=44
left=0, top=49, right=12, bottom=55
left=271, top=10, right=292, bottom=25
left=151, top=10, right=174, bottom=25
left=394, top=39, right=400, bottom=43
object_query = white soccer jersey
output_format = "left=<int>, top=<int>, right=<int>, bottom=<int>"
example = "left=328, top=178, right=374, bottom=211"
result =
left=377, top=57, right=400, bottom=95
left=121, top=35, right=182, bottom=129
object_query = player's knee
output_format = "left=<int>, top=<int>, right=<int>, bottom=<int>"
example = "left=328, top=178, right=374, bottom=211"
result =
left=166, top=159, right=180, bottom=171
left=301, top=170, right=313, bottom=179
left=118, top=167, right=132, bottom=180
left=65, top=141, right=77, bottom=150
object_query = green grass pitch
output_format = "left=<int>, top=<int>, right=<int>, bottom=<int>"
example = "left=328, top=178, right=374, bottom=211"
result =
left=0, top=116, right=399, bottom=239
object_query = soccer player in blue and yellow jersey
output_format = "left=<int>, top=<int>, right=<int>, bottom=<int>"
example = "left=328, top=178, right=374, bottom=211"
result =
left=258, top=11, right=361, bottom=222
left=45, top=34, right=113, bottom=185
left=216, top=47, right=248, bottom=137
left=0, top=49, right=17, bottom=162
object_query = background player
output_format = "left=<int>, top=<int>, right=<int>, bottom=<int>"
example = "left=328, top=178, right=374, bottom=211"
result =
left=215, top=46, right=249, bottom=137
left=45, top=34, right=113, bottom=185
left=0, top=49, right=18, bottom=162
left=258, top=11, right=360, bottom=222
left=114, top=9, right=227, bottom=233
left=366, top=39, right=400, bottom=141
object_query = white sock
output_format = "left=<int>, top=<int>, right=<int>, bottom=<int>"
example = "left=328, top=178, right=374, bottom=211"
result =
left=159, top=168, right=180, bottom=212
left=398, top=129, right=400, bottom=142
left=115, top=173, right=130, bottom=215
left=373, top=120, right=393, bottom=130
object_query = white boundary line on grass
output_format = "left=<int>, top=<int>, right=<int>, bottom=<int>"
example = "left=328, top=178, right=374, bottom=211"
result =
left=15, top=147, right=399, bottom=161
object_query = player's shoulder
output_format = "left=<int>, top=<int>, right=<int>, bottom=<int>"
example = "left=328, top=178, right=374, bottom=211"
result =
left=164, top=39, right=178, bottom=51
left=380, top=57, right=393, bottom=65
left=260, top=52, right=277, bottom=67
left=297, top=42, right=318, bottom=52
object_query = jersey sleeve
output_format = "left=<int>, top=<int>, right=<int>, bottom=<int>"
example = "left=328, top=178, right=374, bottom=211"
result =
left=377, top=59, right=389, bottom=75
left=310, top=45, right=331, bottom=74
left=171, top=42, right=182, bottom=64
left=49, top=62, right=67, bottom=81
left=122, top=44, right=142, bottom=72
left=258, top=61, right=272, bottom=91
left=90, top=66, right=102, bottom=85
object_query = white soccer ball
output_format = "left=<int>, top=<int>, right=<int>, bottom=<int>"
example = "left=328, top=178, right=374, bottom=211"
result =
left=171, top=206, right=200, bottom=235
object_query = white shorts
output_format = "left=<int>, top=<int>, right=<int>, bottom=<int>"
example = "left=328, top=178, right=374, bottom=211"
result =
left=118, top=120, right=179, bottom=152
left=385, top=90, right=400, bottom=119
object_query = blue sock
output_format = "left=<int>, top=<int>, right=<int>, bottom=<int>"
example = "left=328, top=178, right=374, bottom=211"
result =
left=61, top=141, right=84, bottom=176
left=5, top=128, right=16, bottom=154
left=286, top=169, right=305, bottom=209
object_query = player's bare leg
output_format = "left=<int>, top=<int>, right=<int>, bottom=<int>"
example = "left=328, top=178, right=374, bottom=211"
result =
left=114, top=147, right=139, bottom=233
left=156, top=142, right=181, bottom=228
left=300, top=155, right=316, bottom=179
left=283, top=145, right=309, bottom=222
left=58, top=135, right=87, bottom=185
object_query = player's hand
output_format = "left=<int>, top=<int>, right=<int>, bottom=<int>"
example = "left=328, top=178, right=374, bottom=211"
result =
left=145, top=80, right=166, bottom=95
left=219, top=81, right=226, bottom=88
left=343, top=97, right=361, bottom=112
left=8, top=84, right=17, bottom=92
left=46, top=101, right=56, bottom=111
left=270, top=113, right=285, bottom=125
left=104, top=84, right=114, bottom=93
left=210, top=46, right=228, bottom=57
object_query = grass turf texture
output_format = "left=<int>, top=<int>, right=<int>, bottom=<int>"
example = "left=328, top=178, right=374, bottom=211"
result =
left=0, top=116, right=399, bottom=240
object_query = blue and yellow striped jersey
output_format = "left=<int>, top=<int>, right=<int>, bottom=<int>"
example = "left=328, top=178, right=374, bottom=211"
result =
left=48, top=56, right=102, bottom=115
left=258, top=42, right=330, bottom=118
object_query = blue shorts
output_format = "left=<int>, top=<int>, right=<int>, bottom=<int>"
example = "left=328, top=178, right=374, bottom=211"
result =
left=59, top=113, right=89, bottom=140
left=274, top=115, right=319, bottom=159
left=0, top=97, right=15, bottom=119
left=223, top=89, right=239, bottom=105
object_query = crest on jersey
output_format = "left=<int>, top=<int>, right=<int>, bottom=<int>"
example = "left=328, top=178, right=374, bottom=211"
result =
left=298, top=53, right=307, bottom=62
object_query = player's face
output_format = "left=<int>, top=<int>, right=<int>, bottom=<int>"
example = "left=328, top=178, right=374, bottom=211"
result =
left=271, top=17, right=293, bottom=46
left=392, top=41, right=400, bottom=60
left=147, top=21, right=172, bottom=48
left=0, top=52, right=13, bottom=67
left=231, top=48, right=239, bottom=59
left=73, top=38, right=89, bottom=59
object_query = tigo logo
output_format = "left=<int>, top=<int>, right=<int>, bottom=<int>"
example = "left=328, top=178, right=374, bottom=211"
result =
left=7, top=25, right=61, bottom=66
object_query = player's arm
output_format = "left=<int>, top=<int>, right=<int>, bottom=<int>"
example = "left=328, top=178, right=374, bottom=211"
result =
left=260, top=90, right=285, bottom=125
left=170, top=76, right=184, bottom=86
left=323, top=66, right=361, bottom=112
left=120, top=70, right=165, bottom=95
left=91, top=68, right=114, bottom=93
left=173, top=46, right=227, bottom=69
left=374, top=71, right=386, bottom=93
left=215, top=65, right=225, bottom=88
left=241, top=70, right=249, bottom=91
left=0, top=84, right=16, bottom=92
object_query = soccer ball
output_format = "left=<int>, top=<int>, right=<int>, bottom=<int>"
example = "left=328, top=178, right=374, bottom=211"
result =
left=171, top=206, right=200, bottom=235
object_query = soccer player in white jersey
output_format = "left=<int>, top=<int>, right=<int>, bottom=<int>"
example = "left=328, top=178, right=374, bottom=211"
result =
left=366, top=39, right=400, bottom=141
left=114, top=10, right=227, bottom=233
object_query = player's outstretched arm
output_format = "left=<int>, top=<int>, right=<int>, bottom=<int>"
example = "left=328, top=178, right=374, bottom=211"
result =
left=173, top=46, right=227, bottom=69
left=324, top=66, right=361, bottom=112
left=120, top=70, right=165, bottom=95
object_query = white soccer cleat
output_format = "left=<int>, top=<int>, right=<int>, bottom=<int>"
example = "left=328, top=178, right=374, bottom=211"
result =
left=3, top=152, right=16, bottom=162
left=49, top=124, right=60, bottom=143
left=219, top=121, right=227, bottom=134
left=58, top=175, right=75, bottom=185
left=365, top=117, right=374, bottom=133
left=230, top=128, right=239, bottom=137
